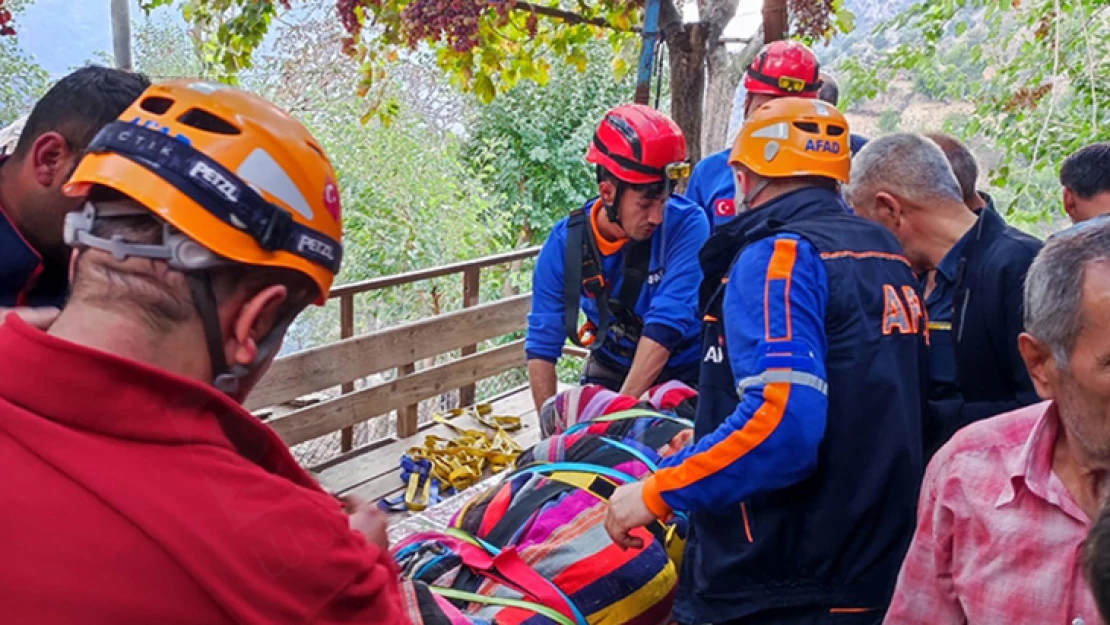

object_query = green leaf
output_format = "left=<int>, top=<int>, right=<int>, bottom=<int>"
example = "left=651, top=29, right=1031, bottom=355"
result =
left=612, top=56, right=629, bottom=80
left=475, top=73, right=496, bottom=104
left=954, top=21, right=967, bottom=36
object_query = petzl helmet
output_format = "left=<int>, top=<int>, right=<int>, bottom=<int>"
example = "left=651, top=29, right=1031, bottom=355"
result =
left=63, top=79, right=343, bottom=394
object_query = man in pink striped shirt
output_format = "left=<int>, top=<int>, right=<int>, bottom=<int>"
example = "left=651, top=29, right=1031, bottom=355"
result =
left=886, top=218, right=1110, bottom=624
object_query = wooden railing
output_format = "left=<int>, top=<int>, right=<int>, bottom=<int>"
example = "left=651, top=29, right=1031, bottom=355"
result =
left=245, top=247, right=542, bottom=451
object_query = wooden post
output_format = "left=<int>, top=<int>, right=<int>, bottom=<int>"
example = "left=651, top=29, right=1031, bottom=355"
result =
left=458, top=267, right=481, bottom=408
left=339, top=293, right=355, bottom=452
left=396, top=362, right=419, bottom=437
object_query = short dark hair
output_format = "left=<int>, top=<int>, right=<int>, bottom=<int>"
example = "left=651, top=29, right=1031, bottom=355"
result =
left=925, top=132, right=980, bottom=203
left=12, top=65, right=150, bottom=159
left=1061, top=143, right=1110, bottom=200
left=1086, top=502, right=1110, bottom=622
left=596, top=165, right=667, bottom=200
left=818, top=73, right=840, bottom=106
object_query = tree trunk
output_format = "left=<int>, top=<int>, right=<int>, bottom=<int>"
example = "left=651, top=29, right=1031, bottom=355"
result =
left=665, top=21, right=708, bottom=165
left=702, top=35, right=765, bottom=156
left=700, top=0, right=741, bottom=156
left=762, top=0, right=788, bottom=43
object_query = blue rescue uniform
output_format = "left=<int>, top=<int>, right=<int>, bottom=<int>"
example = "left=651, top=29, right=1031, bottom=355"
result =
left=640, top=187, right=926, bottom=625
left=526, top=196, right=708, bottom=386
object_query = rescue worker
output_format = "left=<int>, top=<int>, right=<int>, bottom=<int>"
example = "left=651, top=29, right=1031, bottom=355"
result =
left=686, top=41, right=866, bottom=232
left=525, top=104, right=708, bottom=412
left=0, top=66, right=149, bottom=316
left=606, top=98, right=927, bottom=625
left=0, top=80, right=403, bottom=623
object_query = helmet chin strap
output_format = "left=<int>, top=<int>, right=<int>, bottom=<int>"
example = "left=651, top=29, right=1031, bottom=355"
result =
left=603, top=181, right=625, bottom=228
left=187, top=271, right=301, bottom=399
left=741, top=177, right=773, bottom=212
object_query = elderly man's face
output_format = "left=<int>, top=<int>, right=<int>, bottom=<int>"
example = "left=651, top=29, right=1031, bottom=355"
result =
left=1027, top=262, right=1110, bottom=461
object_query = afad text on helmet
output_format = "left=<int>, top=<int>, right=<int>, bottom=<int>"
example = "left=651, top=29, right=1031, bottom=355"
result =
left=804, top=139, right=840, bottom=154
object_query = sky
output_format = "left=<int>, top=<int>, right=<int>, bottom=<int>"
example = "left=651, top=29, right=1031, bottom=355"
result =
left=17, top=0, right=764, bottom=77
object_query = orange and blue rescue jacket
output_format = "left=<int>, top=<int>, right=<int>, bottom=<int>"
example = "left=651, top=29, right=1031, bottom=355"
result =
left=641, top=187, right=927, bottom=623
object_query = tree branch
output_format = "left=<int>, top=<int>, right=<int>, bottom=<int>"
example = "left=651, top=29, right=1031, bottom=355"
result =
left=505, top=1, right=641, bottom=33
left=704, top=0, right=740, bottom=49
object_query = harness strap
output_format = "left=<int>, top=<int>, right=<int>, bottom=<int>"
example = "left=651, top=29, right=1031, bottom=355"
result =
left=564, top=207, right=656, bottom=353
left=564, top=208, right=611, bottom=350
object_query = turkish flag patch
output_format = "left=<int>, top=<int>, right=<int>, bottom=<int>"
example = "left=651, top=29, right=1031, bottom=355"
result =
left=715, top=198, right=736, bottom=217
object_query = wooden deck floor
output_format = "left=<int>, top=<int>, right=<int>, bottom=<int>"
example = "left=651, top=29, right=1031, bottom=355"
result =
left=311, top=385, right=547, bottom=525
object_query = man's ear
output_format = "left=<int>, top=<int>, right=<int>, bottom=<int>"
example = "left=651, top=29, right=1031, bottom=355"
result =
left=874, top=191, right=904, bottom=228
left=1018, top=332, right=1055, bottom=401
left=29, top=132, right=75, bottom=188
left=227, top=285, right=289, bottom=367
left=1064, top=187, right=1079, bottom=221
left=598, top=179, right=617, bottom=206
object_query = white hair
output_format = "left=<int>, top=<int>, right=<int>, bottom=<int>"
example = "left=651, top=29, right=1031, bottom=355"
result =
left=846, top=133, right=964, bottom=206
left=1025, top=217, right=1110, bottom=364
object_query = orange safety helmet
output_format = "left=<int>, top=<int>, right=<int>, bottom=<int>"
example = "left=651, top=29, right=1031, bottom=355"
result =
left=64, top=79, right=343, bottom=304
left=729, top=97, right=850, bottom=183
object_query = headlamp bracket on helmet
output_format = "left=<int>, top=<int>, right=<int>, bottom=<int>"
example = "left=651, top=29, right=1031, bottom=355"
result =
left=65, top=201, right=229, bottom=272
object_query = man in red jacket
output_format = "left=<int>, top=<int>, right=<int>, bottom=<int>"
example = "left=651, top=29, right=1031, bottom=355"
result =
left=0, top=80, right=404, bottom=624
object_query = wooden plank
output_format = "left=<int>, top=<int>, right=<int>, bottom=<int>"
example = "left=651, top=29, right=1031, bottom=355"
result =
left=247, top=293, right=530, bottom=411
left=396, top=362, right=418, bottom=438
left=329, top=247, right=540, bottom=298
left=269, top=340, right=527, bottom=446
left=317, top=386, right=541, bottom=496
left=458, top=267, right=481, bottom=408
left=339, top=293, right=355, bottom=452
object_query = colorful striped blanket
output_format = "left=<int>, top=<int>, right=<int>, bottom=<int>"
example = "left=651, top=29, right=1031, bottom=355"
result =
left=393, top=383, right=696, bottom=625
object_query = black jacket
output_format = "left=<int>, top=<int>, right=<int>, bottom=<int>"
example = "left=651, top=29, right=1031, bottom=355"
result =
left=925, top=207, right=1043, bottom=456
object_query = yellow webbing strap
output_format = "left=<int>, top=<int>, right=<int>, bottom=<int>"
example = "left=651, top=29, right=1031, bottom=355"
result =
left=406, top=404, right=524, bottom=496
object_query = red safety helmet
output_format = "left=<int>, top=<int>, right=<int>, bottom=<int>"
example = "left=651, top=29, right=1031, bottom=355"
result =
left=743, top=40, right=821, bottom=98
left=586, top=104, right=690, bottom=187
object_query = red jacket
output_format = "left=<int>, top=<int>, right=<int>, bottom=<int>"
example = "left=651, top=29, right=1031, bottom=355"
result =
left=0, top=316, right=406, bottom=624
